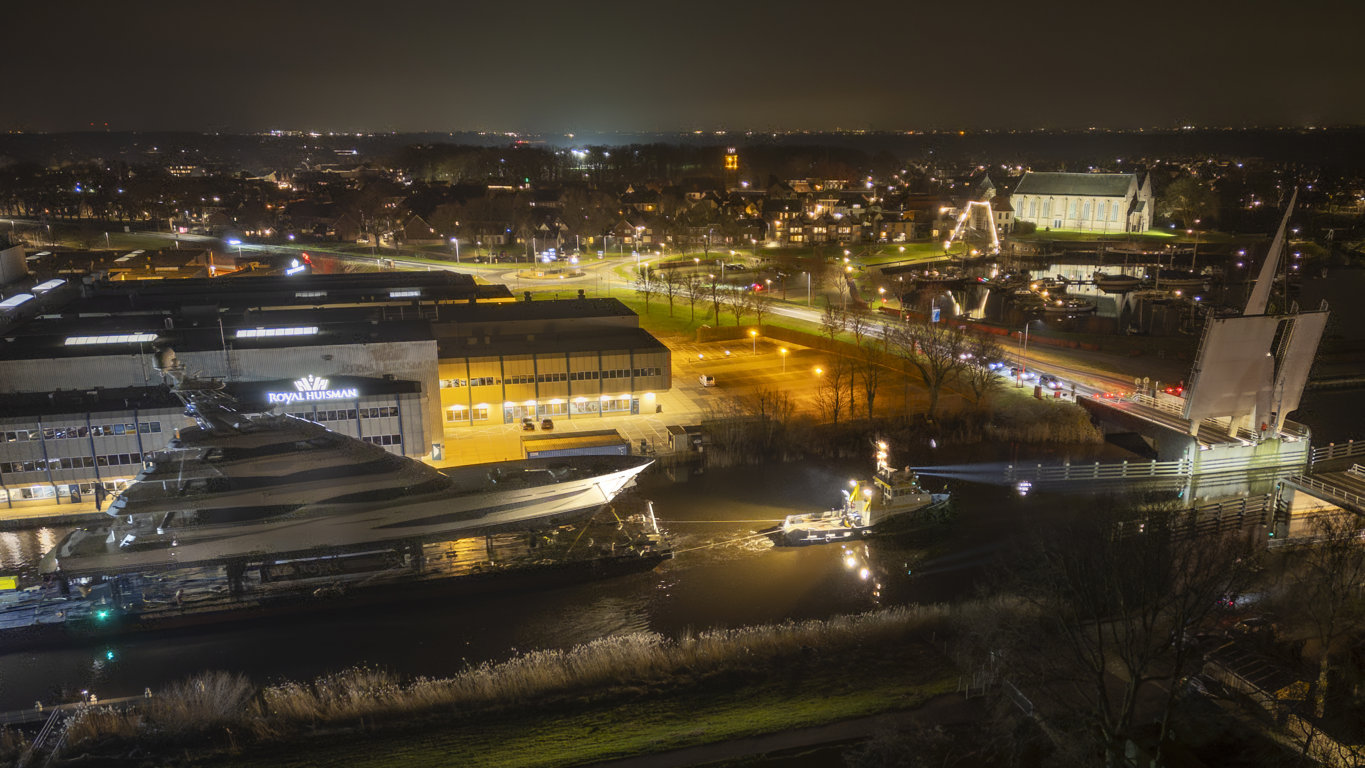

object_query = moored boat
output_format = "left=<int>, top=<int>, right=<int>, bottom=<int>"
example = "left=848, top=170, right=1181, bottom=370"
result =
left=1149, top=269, right=1207, bottom=289
left=1093, top=271, right=1141, bottom=292
left=41, top=348, right=653, bottom=578
left=1043, top=296, right=1097, bottom=314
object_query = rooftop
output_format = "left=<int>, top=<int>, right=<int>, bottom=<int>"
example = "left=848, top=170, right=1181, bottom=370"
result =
left=1013, top=172, right=1136, bottom=198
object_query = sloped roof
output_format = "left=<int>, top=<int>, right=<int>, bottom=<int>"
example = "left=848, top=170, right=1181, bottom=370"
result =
left=1013, top=172, right=1135, bottom=197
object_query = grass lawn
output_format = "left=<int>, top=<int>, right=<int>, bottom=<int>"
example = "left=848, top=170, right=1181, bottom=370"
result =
left=199, top=641, right=958, bottom=768
left=861, top=242, right=950, bottom=265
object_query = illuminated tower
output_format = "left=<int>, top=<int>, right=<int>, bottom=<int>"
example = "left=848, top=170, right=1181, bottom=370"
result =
left=723, top=147, right=740, bottom=189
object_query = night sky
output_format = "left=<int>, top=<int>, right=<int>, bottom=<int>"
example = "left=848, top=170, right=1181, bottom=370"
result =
left=8, top=0, right=1363, bottom=134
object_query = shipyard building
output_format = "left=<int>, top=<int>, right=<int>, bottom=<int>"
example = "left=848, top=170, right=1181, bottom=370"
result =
left=0, top=262, right=670, bottom=508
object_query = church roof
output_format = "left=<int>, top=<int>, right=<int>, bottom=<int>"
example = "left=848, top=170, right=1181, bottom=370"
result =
left=1013, top=172, right=1135, bottom=197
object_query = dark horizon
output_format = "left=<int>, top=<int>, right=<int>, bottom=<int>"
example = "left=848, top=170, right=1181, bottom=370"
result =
left=7, top=0, right=1363, bottom=135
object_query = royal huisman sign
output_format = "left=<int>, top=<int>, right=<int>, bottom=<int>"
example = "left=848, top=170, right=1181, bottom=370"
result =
left=266, top=375, right=360, bottom=404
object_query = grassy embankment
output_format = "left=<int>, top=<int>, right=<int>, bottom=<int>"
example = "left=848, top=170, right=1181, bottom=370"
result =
left=48, top=604, right=977, bottom=768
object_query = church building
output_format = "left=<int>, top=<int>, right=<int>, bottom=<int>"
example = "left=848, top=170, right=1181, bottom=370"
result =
left=1010, top=172, right=1153, bottom=233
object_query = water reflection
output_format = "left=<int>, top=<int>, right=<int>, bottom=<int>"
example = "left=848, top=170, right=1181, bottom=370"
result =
left=0, top=528, right=64, bottom=573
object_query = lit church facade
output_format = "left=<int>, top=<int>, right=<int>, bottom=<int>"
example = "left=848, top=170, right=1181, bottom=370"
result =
left=1010, top=172, right=1153, bottom=233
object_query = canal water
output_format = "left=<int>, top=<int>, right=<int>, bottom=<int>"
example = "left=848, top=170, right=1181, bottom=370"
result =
left=0, top=461, right=1036, bottom=711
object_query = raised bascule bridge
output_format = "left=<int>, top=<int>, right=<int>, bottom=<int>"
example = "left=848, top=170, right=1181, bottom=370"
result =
left=1006, top=190, right=1364, bottom=541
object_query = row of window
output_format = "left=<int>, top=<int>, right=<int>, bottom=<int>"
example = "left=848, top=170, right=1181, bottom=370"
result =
left=440, top=368, right=663, bottom=389
left=289, top=406, right=399, bottom=423
left=1023, top=197, right=1124, bottom=223
left=444, top=395, right=637, bottom=424
left=361, top=434, right=403, bottom=447
left=3, top=452, right=149, bottom=474
left=4, top=422, right=163, bottom=443
left=445, top=406, right=491, bottom=422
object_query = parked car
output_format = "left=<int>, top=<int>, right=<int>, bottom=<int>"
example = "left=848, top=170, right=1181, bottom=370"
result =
left=541, top=418, right=554, bottom=430
left=521, top=417, right=536, bottom=431
left=699, top=374, right=716, bottom=387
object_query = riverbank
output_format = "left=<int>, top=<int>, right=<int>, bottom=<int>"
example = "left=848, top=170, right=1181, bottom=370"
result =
left=24, top=604, right=982, bottom=767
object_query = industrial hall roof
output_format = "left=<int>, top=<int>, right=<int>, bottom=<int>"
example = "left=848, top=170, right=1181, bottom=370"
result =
left=1012, top=172, right=1136, bottom=198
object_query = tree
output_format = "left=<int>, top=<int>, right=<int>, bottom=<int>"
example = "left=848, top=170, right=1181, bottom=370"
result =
left=887, top=320, right=968, bottom=417
left=813, top=355, right=855, bottom=426
left=847, top=310, right=871, bottom=347
left=659, top=267, right=686, bottom=317
left=751, top=287, right=772, bottom=327
left=1282, top=513, right=1365, bottom=718
left=740, top=388, right=795, bottom=456
left=708, top=277, right=724, bottom=323
left=856, top=341, right=887, bottom=420
left=683, top=273, right=706, bottom=324
left=1158, top=175, right=1218, bottom=228
left=960, top=331, right=1006, bottom=405
left=820, top=302, right=846, bottom=342
left=633, top=269, right=658, bottom=313
left=724, top=288, right=748, bottom=326
left=998, top=501, right=1257, bottom=767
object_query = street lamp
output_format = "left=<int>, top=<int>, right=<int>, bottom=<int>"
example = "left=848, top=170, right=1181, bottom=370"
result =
left=749, top=329, right=758, bottom=353
left=878, top=286, right=886, bottom=305
left=1016, top=323, right=1031, bottom=388
left=1188, top=218, right=1201, bottom=273
left=450, top=237, right=460, bottom=263
left=779, top=347, right=787, bottom=373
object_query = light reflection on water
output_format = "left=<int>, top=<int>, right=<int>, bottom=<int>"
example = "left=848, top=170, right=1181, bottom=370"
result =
left=0, top=528, right=63, bottom=573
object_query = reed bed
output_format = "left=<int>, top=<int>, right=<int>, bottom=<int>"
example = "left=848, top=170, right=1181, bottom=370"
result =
left=0, top=725, right=29, bottom=763
left=61, top=602, right=974, bottom=756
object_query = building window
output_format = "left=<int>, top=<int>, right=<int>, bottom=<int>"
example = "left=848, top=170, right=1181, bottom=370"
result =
left=602, top=396, right=632, bottom=413
left=1042, top=199, right=1051, bottom=219
left=1112, top=202, right=1121, bottom=222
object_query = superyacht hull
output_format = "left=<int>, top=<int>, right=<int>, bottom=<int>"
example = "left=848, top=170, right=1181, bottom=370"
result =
left=43, top=456, right=650, bottom=577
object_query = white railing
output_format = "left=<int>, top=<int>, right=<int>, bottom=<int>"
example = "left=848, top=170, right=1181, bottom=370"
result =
left=1311, top=439, right=1365, bottom=466
left=1007, top=450, right=1308, bottom=486
left=1288, top=474, right=1365, bottom=510
left=1006, top=458, right=1192, bottom=484
left=1129, top=392, right=1186, bottom=417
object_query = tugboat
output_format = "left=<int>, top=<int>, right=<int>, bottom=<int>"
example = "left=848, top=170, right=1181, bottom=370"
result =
left=769, top=442, right=949, bottom=546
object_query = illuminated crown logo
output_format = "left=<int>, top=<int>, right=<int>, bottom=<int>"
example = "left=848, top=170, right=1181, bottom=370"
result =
left=294, top=375, right=329, bottom=392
